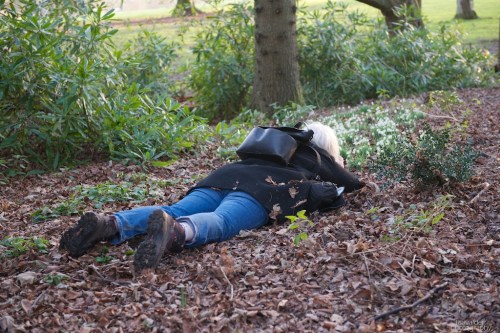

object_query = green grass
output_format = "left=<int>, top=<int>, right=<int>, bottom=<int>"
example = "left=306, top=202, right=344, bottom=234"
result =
left=423, top=0, right=500, bottom=42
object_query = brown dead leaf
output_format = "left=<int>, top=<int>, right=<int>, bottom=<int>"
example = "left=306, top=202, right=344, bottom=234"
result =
left=16, top=271, right=37, bottom=286
left=269, top=204, right=281, bottom=220
left=275, top=228, right=288, bottom=235
left=20, top=299, right=32, bottom=314
left=265, top=176, right=278, bottom=185
left=288, top=186, right=298, bottom=199
left=0, top=316, right=15, bottom=332
left=291, top=199, right=307, bottom=209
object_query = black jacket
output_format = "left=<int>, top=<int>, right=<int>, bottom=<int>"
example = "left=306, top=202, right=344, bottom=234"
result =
left=191, top=144, right=361, bottom=222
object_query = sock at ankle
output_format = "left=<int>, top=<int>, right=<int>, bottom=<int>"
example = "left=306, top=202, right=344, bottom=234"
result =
left=180, top=222, right=194, bottom=241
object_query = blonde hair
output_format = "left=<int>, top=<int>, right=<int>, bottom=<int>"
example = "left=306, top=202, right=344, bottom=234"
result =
left=308, top=122, right=344, bottom=167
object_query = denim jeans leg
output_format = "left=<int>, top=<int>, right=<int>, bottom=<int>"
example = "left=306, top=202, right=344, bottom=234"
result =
left=179, top=190, right=268, bottom=248
left=109, top=188, right=224, bottom=244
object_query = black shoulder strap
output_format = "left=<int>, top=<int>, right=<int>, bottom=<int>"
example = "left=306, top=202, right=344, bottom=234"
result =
left=308, top=144, right=322, bottom=180
left=293, top=122, right=322, bottom=179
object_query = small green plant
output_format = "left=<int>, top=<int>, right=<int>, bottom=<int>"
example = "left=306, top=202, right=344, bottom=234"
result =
left=124, top=248, right=135, bottom=256
left=44, top=274, right=69, bottom=286
left=427, top=90, right=463, bottom=113
left=180, top=286, right=187, bottom=308
left=272, top=103, right=316, bottom=126
left=95, top=246, right=112, bottom=264
left=0, top=236, right=49, bottom=257
left=210, top=121, right=250, bottom=160
left=32, top=178, right=168, bottom=222
left=372, top=124, right=479, bottom=186
left=380, top=195, right=453, bottom=242
left=286, top=210, right=313, bottom=246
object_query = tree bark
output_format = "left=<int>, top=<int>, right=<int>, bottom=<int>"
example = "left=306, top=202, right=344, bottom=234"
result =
left=455, top=0, right=478, bottom=19
left=356, top=0, right=423, bottom=32
left=250, top=0, right=304, bottom=116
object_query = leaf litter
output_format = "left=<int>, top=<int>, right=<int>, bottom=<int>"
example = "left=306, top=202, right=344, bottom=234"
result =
left=0, top=87, right=499, bottom=332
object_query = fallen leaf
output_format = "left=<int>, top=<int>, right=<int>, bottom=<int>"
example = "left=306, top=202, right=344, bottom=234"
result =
left=288, top=187, right=298, bottom=198
left=16, top=271, right=37, bottom=286
left=265, top=176, right=277, bottom=185
left=269, top=204, right=281, bottom=220
left=0, top=316, right=15, bottom=331
left=275, top=228, right=288, bottom=235
left=21, top=299, right=32, bottom=314
left=330, top=313, right=343, bottom=325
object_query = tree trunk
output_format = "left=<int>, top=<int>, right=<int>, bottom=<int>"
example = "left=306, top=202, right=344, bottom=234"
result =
left=250, top=0, right=304, bottom=116
left=356, top=0, right=424, bottom=33
left=455, top=0, right=478, bottom=19
left=172, top=0, right=201, bottom=17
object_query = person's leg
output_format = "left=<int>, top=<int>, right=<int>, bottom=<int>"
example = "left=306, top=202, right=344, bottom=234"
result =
left=178, top=190, right=268, bottom=248
left=110, top=188, right=224, bottom=244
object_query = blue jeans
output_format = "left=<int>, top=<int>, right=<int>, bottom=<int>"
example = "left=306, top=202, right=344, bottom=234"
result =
left=109, top=188, right=268, bottom=248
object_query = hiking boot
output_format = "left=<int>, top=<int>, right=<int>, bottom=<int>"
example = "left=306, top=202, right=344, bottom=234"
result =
left=133, top=210, right=185, bottom=272
left=59, top=212, right=118, bottom=258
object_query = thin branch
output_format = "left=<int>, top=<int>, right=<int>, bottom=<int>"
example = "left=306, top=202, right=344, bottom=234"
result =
left=419, top=112, right=459, bottom=122
left=29, top=290, right=47, bottom=314
left=469, top=182, right=490, bottom=204
left=220, top=267, right=234, bottom=301
left=374, top=282, right=448, bottom=321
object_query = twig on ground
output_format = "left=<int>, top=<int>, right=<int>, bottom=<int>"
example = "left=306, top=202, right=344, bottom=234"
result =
left=220, top=267, right=234, bottom=300
left=362, top=252, right=372, bottom=283
left=332, top=235, right=408, bottom=262
left=89, top=265, right=130, bottom=286
left=29, top=290, right=47, bottom=314
left=469, top=182, right=490, bottom=204
left=420, top=112, right=459, bottom=122
left=374, top=282, right=448, bottom=321
left=397, top=254, right=417, bottom=277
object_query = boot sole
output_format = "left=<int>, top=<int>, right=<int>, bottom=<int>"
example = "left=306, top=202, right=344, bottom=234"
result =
left=59, top=212, right=99, bottom=258
left=133, top=210, right=172, bottom=272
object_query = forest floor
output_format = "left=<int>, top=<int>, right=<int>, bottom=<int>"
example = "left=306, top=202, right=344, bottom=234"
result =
left=0, top=87, right=499, bottom=332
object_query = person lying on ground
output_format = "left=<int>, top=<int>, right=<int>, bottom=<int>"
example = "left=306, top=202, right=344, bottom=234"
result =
left=59, top=122, right=363, bottom=272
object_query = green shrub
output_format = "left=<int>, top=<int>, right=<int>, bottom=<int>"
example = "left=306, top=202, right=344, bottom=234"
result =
left=99, top=89, right=207, bottom=164
left=0, top=0, right=206, bottom=174
left=299, top=2, right=369, bottom=106
left=372, top=125, right=479, bottom=186
left=362, top=24, right=493, bottom=98
left=298, top=1, right=494, bottom=107
left=188, top=3, right=254, bottom=121
left=0, top=0, right=120, bottom=170
left=119, top=30, right=178, bottom=100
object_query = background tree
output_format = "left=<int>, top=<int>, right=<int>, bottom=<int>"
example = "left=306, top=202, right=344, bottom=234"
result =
left=250, top=0, right=304, bottom=115
left=455, top=0, right=478, bottom=19
left=172, top=0, right=201, bottom=16
left=355, top=0, right=424, bottom=32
